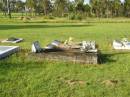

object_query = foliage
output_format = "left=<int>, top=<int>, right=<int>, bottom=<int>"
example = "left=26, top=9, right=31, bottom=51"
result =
left=69, top=14, right=76, bottom=20
left=1, top=0, right=130, bottom=18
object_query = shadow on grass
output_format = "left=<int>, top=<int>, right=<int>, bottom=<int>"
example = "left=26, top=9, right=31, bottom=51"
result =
left=100, top=51, right=130, bottom=64
left=0, top=24, right=93, bottom=30
left=0, top=59, right=46, bottom=77
left=99, top=53, right=116, bottom=64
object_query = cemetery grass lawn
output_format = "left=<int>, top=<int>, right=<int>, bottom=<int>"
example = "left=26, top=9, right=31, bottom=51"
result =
left=0, top=21, right=130, bottom=97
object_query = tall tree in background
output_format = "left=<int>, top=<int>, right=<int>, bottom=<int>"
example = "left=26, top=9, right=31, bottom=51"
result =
left=26, top=0, right=36, bottom=16
left=112, top=0, right=121, bottom=17
left=41, top=0, right=52, bottom=15
left=0, top=0, right=7, bottom=16
left=84, top=4, right=91, bottom=17
left=7, top=0, right=11, bottom=18
left=75, top=0, right=85, bottom=13
left=68, top=1, right=75, bottom=13
left=54, top=0, right=68, bottom=16
left=124, top=0, right=130, bottom=17
left=75, top=0, right=84, bottom=4
left=15, top=0, right=25, bottom=12
left=90, top=0, right=122, bottom=18
left=0, top=2, right=2, bottom=11
left=90, top=0, right=101, bottom=17
left=15, top=0, right=25, bottom=16
left=0, top=0, right=130, bottom=18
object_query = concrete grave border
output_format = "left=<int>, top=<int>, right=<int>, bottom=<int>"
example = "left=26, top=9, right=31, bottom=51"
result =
left=0, top=46, right=20, bottom=59
left=1, top=38, right=23, bottom=43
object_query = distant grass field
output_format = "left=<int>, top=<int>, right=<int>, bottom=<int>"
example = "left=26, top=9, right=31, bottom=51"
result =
left=0, top=18, right=130, bottom=97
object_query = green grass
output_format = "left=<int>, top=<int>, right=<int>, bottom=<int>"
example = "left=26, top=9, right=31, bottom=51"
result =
left=0, top=19, right=130, bottom=97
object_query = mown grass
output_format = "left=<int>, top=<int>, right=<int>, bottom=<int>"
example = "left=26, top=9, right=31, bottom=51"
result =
left=0, top=18, right=130, bottom=97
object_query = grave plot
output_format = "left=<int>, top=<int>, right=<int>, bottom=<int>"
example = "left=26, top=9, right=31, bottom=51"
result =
left=113, top=38, right=130, bottom=50
left=0, top=46, right=19, bottom=59
left=1, top=37, right=23, bottom=43
left=31, top=50, right=99, bottom=64
left=31, top=39, right=100, bottom=64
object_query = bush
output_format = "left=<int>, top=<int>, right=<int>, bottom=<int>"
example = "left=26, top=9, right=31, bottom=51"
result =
left=63, top=13, right=69, bottom=17
left=75, top=14, right=82, bottom=20
left=69, top=14, right=83, bottom=20
left=69, top=14, right=75, bottom=20
left=49, top=16, right=55, bottom=19
left=43, top=15, right=55, bottom=19
left=23, top=16, right=31, bottom=22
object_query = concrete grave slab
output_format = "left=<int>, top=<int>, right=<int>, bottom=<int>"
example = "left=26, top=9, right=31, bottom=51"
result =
left=1, top=38, right=23, bottom=43
left=0, top=46, right=19, bottom=59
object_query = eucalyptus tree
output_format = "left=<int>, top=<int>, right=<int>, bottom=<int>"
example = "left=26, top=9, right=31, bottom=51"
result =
left=0, top=2, right=2, bottom=11
left=0, top=0, right=11, bottom=18
left=84, top=4, right=91, bottom=17
left=124, top=0, right=130, bottom=17
left=15, top=0, right=25, bottom=12
left=40, top=0, right=52, bottom=15
left=15, top=0, right=25, bottom=16
left=90, top=0, right=122, bottom=17
left=75, top=0, right=84, bottom=4
left=7, top=0, right=12, bottom=18
left=75, top=0, right=85, bottom=13
left=90, top=0, right=100, bottom=17
left=54, top=0, right=68, bottom=16
left=112, top=0, right=121, bottom=17
left=68, top=0, right=75, bottom=13
left=26, top=0, right=36, bottom=15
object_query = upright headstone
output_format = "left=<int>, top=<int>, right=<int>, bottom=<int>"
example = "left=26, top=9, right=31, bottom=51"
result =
left=32, top=41, right=43, bottom=53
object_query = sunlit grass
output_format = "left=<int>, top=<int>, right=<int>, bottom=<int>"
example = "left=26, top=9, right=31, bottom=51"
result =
left=0, top=19, right=130, bottom=97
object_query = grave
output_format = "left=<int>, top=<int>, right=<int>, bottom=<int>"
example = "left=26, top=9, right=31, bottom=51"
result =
left=1, top=37, right=23, bottom=43
left=31, top=50, right=99, bottom=64
left=32, top=41, right=44, bottom=53
left=113, top=38, right=130, bottom=50
left=0, top=46, right=19, bottom=59
left=31, top=40, right=99, bottom=64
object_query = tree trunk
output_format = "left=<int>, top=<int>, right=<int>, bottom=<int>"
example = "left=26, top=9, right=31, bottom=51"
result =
left=7, top=0, right=11, bottom=19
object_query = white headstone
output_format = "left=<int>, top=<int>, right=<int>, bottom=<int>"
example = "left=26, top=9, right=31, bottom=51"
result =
left=32, top=41, right=42, bottom=53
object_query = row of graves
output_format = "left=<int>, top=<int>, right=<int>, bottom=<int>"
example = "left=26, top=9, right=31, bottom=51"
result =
left=0, top=37, right=130, bottom=64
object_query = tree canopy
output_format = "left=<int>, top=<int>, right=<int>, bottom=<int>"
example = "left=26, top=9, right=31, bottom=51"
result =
left=0, top=0, right=130, bottom=18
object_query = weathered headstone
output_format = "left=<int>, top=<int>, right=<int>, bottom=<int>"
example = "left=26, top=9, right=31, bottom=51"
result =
left=32, top=41, right=43, bottom=53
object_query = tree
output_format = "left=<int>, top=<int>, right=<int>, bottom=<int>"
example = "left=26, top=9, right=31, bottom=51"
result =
left=54, top=0, right=68, bottom=16
left=15, top=0, right=25, bottom=16
left=7, top=0, right=11, bottom=18
left=0, top=2, right=2, bottom=11
left=26, top=0, right=36, bottom=16
left=68, top=1, right=75, bottom=13
left=84, top=4, right=91, bottom=17
left=89, top=0, right=122, bottom=18
left=40, top=0, right=52, bottom=15
left=124, top=0, right=130, bottom=17
left=15, top=0, right=25, bottom=12
left=112, top=0, right=121, bottom=17
left=90, top=0, right=100, bottom=17
left=75, top=1, right=85, bottom=13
